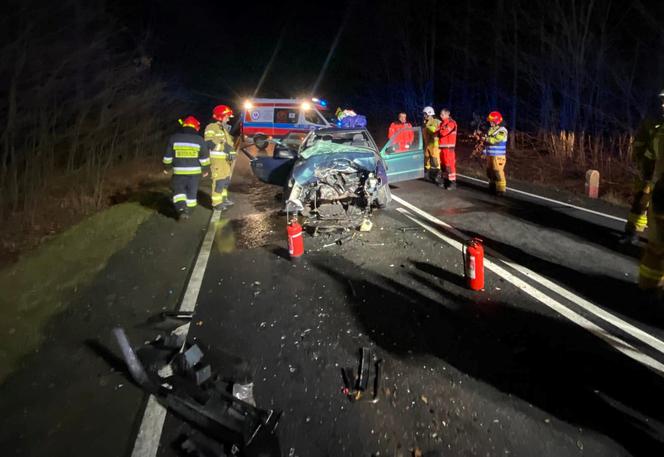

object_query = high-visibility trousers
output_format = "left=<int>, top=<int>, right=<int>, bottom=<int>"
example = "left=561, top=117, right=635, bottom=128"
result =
left=440, top=147, right=457, bottom=183
left=626, top=178, right=651, bottom=234
left=171, top=174, right=200, bottom=213
left=211, top=157, right=232, bottom=207
left=424, top=143, right=440, bottom=171
left=486, top=155, right=507, bottom=193
left=639, top=180, right=664, bottom=290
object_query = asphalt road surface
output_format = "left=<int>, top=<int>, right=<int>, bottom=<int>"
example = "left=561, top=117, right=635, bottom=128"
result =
left=152, top=156, right=664, bottom=457
left=3, top=153, right=664, bottom=457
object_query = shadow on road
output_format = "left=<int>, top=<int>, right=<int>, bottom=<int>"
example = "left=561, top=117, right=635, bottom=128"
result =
left=455, top=227, right=660, bottom=331
left=456, top=180, right=640, bottom=258
left=315, top=256, right=664, bottom=456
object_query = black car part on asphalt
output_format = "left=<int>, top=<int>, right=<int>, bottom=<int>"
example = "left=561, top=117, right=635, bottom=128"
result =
left=112, top=327, right=282, bottom=457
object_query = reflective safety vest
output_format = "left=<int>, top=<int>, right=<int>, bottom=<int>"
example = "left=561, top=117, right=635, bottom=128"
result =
left=651, top=123, right=664, bottom=186
left=632, top=119, right=659, bottom=182
left=163, top=127, right=210, bottom=175
left=423, top=117, right=441, bottom=147
left=205, top=122, right=236, bottom=161
left=484, top=125, right=508, bottom=156
left=438, top=118, right=457, bottom=149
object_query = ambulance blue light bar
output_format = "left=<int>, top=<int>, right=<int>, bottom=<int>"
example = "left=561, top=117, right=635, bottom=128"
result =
left=311, top=97, right=328, bottom=107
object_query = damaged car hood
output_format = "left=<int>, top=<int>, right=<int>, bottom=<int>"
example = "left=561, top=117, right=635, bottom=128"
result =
left=291, top=149, right=377, bottom=186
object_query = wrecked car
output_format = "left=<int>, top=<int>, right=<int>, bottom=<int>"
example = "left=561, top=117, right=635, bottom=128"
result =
left=243, top=127, right=424, bottom=230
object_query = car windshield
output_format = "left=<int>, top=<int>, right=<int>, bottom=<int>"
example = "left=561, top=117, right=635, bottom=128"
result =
left=300, top=131, right=374, bottom=159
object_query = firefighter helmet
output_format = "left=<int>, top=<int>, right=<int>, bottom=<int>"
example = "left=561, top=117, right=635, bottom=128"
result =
left=487, top=111, right=503, bottom=124
left=423, top=106, right=435, bottom=116
left=213, top=104, right=234, bottom=121
left=180, top=116, right=201, bottom=131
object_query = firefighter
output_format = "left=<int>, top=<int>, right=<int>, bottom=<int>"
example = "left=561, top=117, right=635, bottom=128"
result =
left=620, top=118, right=658, bottom=245
left=205, top=104, right=237, bottom=210
left=163, top=116, right=210, bottom=220
left=438, top=108, right=458, bottom=190
left=388, top=112, right=414, bottom=152
left=639, top=90, right=664, bottom=299
left=423, top=106, right=442, bottom=183
left=483, top=111, right=508, bottom=195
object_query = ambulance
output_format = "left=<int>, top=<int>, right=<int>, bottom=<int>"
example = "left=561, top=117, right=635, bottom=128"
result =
left=240, top=97, right=334, bottom=144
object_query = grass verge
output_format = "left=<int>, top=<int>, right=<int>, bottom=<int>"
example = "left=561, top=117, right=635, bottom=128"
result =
left=0, top=202, right=153, bottom=382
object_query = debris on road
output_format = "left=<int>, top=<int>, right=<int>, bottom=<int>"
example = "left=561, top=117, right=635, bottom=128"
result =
left=322, top=231, right=356, bottom=248
left=111, top=327, right=282, bottom=456
left=341, top=347, right=383, bottom=403
left=359, top=218, right=373, bottom=232
left=398, top=226, right=420, bottom=232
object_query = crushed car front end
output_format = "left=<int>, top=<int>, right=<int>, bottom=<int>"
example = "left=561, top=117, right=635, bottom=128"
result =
left=286, top=144, right=389, bottom=231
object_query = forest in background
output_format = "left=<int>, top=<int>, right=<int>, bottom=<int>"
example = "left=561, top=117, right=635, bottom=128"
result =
left=0, top=0, right=181, bottom=226
left=339, top=0, right=664, bottom=170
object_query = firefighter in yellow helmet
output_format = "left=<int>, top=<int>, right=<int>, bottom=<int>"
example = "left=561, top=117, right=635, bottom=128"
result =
left=483, top=111, right=508, bottom=195
left=422, top=106, right=442, bottom=184
left=620, top=119, right=658, bottom=245
left=638, top=90, right=664, bottom=300
left=205, top=105, right=237, bottom=210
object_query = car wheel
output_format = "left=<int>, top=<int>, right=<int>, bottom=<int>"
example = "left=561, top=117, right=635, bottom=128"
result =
left=375, top=185, right=391, bottom=208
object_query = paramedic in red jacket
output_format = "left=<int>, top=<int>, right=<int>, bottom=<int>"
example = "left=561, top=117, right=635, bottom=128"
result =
left=438, top=108, right=458, bottom=189
left=387, top=112, right=414, bottom=152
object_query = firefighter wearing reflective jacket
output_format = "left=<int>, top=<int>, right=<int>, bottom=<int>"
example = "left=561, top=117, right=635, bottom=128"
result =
left=423, top=106, right=442, bottom=182
left=621, top=119, right=658, bottom=245
left=438, top=108, right=458, bottom=190
left=205, top=105, right=236, bottom=210
left=388, top=112, right=414, bottom=152
left=639, top=90, right=664, bottom=300
left=163, top=116, right=210, bottom=220
left=483, top=111, right=508, bottom=195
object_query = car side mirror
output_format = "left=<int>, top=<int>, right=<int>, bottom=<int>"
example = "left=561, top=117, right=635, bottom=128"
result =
left=254, top=135, right=269, bottom=150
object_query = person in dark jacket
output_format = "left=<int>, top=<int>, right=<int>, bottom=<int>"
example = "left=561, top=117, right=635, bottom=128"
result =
left=163, top=116, right=210, bottom=219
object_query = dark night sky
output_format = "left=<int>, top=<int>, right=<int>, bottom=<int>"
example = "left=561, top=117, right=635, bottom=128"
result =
left=104, top=0, right=664, bottom=132
left=110, top=0, right=362, bottom=107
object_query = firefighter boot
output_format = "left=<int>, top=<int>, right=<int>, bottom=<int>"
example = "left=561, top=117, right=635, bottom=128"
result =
left=436, top=170, right=446, bottom=188
left=619, top=228, right=639, bottom=246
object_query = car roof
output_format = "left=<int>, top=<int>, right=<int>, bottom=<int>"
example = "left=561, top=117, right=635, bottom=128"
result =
left=312, top=128, right=370, bottom=135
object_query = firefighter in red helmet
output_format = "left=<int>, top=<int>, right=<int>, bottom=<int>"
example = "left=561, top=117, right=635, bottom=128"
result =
left=482, top=111, right=508, bottom=195
left=163, top=116, right=210, bottom=219
left=205, top=105, right=236, bottom=210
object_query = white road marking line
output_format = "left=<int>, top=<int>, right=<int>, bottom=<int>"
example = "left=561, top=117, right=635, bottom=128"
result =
left=180, top=210, right=222, bottom=313
left=131, top=209, right=221, bottom=457
left=391, top=194, right=664, bottom=357
left=396, top=207, right=664, bottom=376
left=456, top=173, right=627, bottom=223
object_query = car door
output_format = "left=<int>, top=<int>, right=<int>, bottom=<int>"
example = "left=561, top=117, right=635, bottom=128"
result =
left=380, top=127, right=424, bottom=183
left=242, top=147, right=296, bottom=187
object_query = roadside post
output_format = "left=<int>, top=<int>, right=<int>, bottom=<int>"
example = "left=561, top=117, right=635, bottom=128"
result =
left=585, top=169, right=600, bottom=198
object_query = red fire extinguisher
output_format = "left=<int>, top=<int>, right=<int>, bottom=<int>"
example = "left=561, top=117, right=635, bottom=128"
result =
left=464, top=238, right=484, bottom=291
left=287, top=218, right=304, bottom=258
